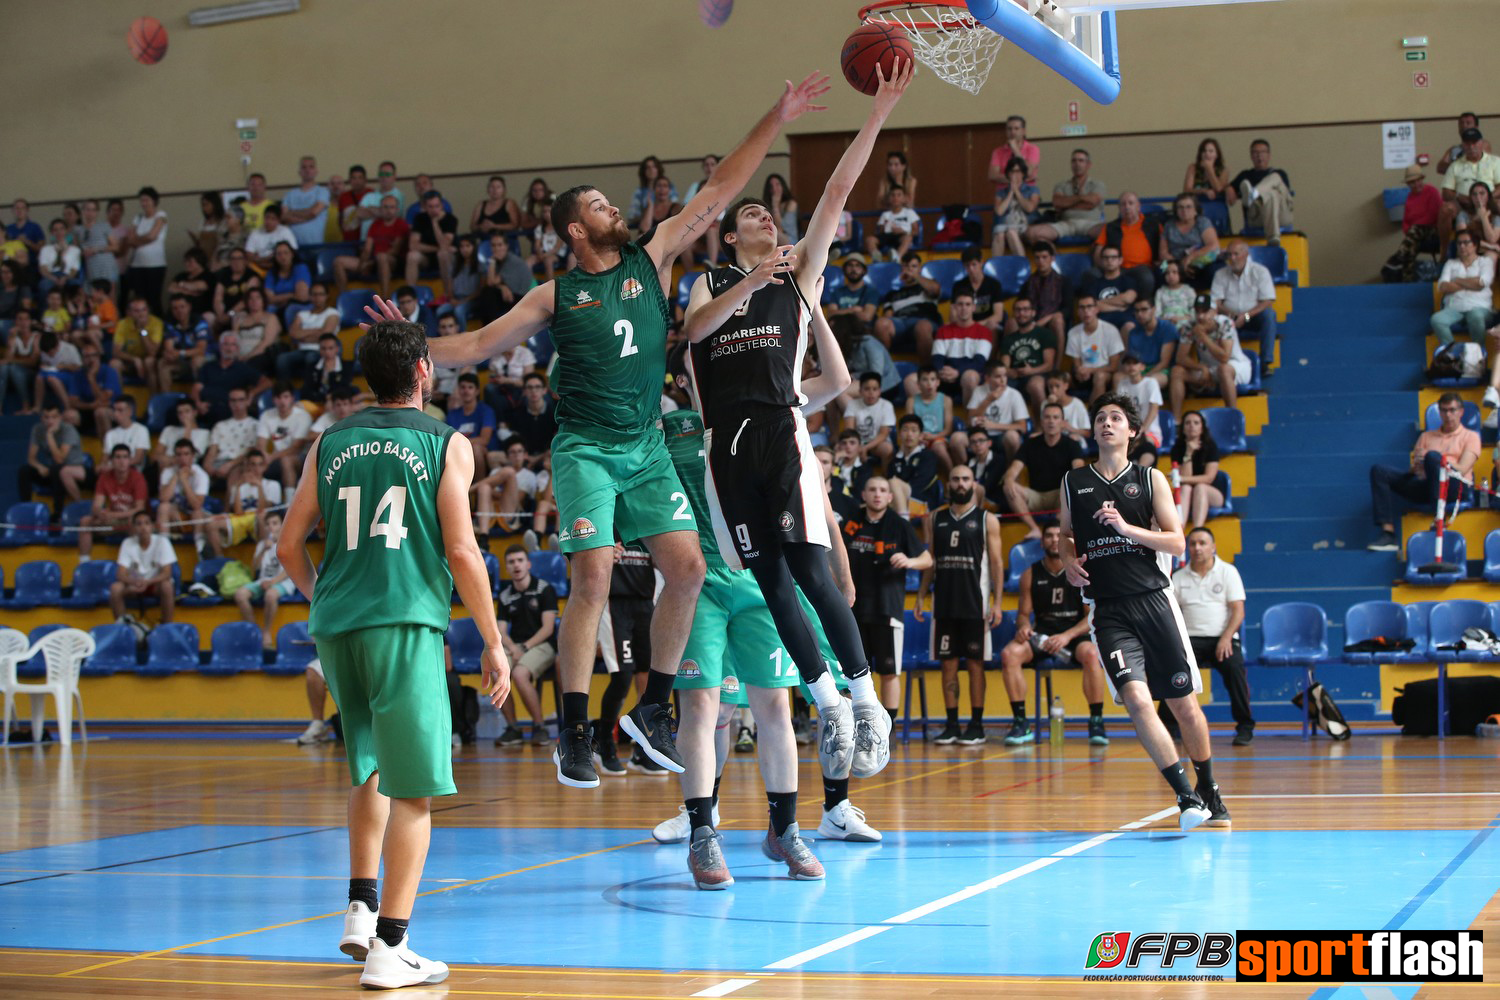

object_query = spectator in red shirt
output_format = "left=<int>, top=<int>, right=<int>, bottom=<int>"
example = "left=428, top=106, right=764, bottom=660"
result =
left=78, top=443, right=148, bottom=557
left=337, top=164, right=370, bottom=242
left=1382, top=164, right=1443, bottom=283
left=928, top=290, right=993, bottom=401
left=332, top=195, right=408, bottom=298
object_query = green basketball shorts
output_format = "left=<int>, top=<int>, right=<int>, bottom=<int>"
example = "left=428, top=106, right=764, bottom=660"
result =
left=551, top=426, right=696, bottom=553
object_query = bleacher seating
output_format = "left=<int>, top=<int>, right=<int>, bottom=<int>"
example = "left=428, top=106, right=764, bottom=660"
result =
left=529, top=551, right=569, bottom=597
left=205, top=622, right=263, bottom=676
left=1341, top=600, right=1412, bottom=666
left=1258, top=601, right=1330, bottom=741
left=57, top=501, right=93, bottom=546
left=87, top=624, right=140, bottom=676
left=919, top=259, right=964, bottom=296
left=2, top=503, right=52, bottom=547
left=1423, top=401, right=1481, bottom=433
left=269, top=621, right=316, bottom=676
left=1403, top=530, right=1466, bottom=585
left=143, top=623, right=201, bottom=676
left=181, top=557, right=230, bottom=607
left=982, top=256, right=1030, bottom=296
left=448, top=617, right=485, bottom=674
left=1426, top=599, right=1497, bottom=663
left=0, top=560, right=62, bottom=610
left=146, top=392, right=187, bottom=432
left=59, top=560, right=116, bottom=609
left=1200, top=407, right=1249, bottom=453
left=1484, top=530, right=1500, bottom=583
left=1003, top=538, right=1043, bottom=592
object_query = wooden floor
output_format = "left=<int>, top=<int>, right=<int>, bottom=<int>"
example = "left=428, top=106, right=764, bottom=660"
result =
left=2, top=728, right=1497, bottom=997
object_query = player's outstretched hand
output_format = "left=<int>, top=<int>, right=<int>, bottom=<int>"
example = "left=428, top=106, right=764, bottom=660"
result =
left=481, top=645, right=512, bottom=709
left=359, top=295, right=405, bottom=331
left=776, top=71, right=831, bottom=123
left=747, top=246, right=798, bottom=288
left=1064, top=553, right=1090, bottom=588
left=872, top=57, right=916, bottom=115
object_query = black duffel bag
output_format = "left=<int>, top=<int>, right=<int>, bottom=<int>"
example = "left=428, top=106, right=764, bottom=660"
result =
left=1392, top=675, right=1500, bottom=736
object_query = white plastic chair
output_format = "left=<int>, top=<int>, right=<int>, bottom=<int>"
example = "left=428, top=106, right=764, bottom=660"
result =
left=0, top=628, right=30, bottom=746
left=2, top=627, right=94, bottom=747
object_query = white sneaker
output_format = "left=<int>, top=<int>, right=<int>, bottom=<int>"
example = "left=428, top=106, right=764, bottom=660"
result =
left=850, top=701, right=892, bottom=778
left=359, top=935, right=449, bottom=990
left=297, top=719, right=328, bottom=745
left=817, top=698, right=855, bottom=780
left=338, top=900, right=377, bottom=960
left=653, top=803, right=720, bottom=844
left=1483, top=386, right=1499, bottom=410
left=817, top=799, right=882, bottom=842
left=1239, top=179, right=1257, bottom=204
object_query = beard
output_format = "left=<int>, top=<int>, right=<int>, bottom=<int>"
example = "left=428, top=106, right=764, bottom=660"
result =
left=420, top=369, right=434, bottom=404
left=591, top=217, right=632, bottom=251
left=949, top=486, right=974, bottom=506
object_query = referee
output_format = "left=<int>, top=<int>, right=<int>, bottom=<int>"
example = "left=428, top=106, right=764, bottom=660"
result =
left=1168, top=527, right=1254, bottom=745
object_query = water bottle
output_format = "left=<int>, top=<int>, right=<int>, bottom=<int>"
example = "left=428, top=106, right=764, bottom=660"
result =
left=1049, top=696, right=1065, bottom=747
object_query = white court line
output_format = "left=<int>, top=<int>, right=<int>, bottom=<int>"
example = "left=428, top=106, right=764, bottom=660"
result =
left=1231, top=792, right=1500, bottom=799
left=760, top=806, right=1179, bottom=972
left=691, top=979, right=761, bottom=997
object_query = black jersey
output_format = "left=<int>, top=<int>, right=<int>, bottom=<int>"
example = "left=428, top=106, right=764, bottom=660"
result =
left=686, top=264, right=812, bottom=431
left=931, top=503, right=990, bottom=620
left=1030, top=559, right=1085, bottom=635
left=610, top=542, right=655, bottom=601
left=844, top=510, right=923, bottom=622
left=1064, top=462, right=1171, bottom=601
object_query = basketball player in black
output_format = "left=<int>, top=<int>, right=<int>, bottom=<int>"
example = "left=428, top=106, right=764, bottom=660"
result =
left=682, top=60, right=912, bottom=779
left=595, top=540, right=656, bottom=776
left=917, top=464, right=1005, bottom=745
left=1060, top=393, right=1228, bottom=830
left=843, top=475, right=931, bottom=718
left=998, top=521, right=1110, bottom=746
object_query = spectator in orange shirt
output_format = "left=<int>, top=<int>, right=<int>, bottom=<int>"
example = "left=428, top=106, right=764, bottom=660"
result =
left=1367, top=392, right=1480, bottom=551
left=81, top=279, right=118, bottom=354
left=1093, top=192, right=1160, bottom=298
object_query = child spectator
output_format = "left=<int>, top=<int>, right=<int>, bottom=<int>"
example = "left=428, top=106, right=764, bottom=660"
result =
left=256, top=381, right=313, bottom=486
left=232, top=509, right=295, bottom=649
left=157, top=438, right=210, bottom=545
left=34, top=328, right=82, bottom=412
left=109, top=511, right=177, bottom=624
left=842, top=371, right=897, bottom=469
left=865, top=186, right=920, bottom=261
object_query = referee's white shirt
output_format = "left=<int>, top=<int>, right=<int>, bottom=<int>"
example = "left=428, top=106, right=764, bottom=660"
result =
left=1171, top=557, right=1246, bottom=638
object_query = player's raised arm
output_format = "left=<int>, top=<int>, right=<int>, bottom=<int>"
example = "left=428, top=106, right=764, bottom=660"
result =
left=362, top=287, right=553, bottom=368
left=646, top=71, right=830, bottom=269
left=796, top=59, right=913, bottom=290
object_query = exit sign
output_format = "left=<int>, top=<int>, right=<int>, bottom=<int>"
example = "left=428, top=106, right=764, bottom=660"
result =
left=1402, top=36, right=1428, bottom=47
left=1061, top=124, right=1087, bottom=137
left=1406, top=50, right=1427, bottom=61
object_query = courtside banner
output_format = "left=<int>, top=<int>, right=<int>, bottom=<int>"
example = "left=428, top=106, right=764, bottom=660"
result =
left=1235, top=930, right=1483, bottom=983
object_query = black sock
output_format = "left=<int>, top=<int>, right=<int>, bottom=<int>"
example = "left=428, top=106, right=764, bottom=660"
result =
left=885, top=705, right=897, bottom=725
left=766, top=790, right=798, bottom=836
left=641, top=668, right=675, bottom=707
left=970, top=708, right=984, bottom=725
left=822, top=776, right=849, bottom=812
left=686, top=795, right=715, bottom=832
left=348, top=877, right=378, bottom=911
left=374, top=915, right=408, bottom=948
left=1010, top=700, right=1026, bottom=722
left=1088, top=702, right=1103, bottom=719
left=598, top=670, right=633, bottom=735
left=1193, top=757, right=1215, bottom=791
left=562, top=692, right=590, bottom=728
left=711, top=775, right=722, bottom=808
left=946, top=707, right=959, bottom=725
left=1161, top=762, right=1194, bottom=798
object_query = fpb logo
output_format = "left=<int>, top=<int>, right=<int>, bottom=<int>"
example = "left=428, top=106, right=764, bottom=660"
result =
left=1086, top=933, right=1130, bottom=969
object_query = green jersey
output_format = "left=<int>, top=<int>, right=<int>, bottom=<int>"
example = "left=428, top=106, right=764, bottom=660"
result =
left=662, top=408, right=725, bottom=569
left=310, top=407, right=456, bottom=639
left=550, top=241, right=672, bottom=437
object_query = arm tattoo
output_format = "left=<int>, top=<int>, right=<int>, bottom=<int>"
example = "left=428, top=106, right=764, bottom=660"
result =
left=682, top=200, right=720, bottom=236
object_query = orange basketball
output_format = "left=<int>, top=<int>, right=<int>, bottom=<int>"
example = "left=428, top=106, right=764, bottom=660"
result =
left=127, top=17, right=168, bottom=65
left=841, top=22, right=912, bottom=95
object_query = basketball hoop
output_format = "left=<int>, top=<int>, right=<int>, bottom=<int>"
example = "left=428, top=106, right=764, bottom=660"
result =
left=859, top=1, right=1005, bottom=95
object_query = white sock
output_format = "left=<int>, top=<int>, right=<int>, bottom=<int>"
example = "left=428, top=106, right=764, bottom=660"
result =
left=847, top=672, right=878, bottom=707
left=808, top=671, right=842, bottom=711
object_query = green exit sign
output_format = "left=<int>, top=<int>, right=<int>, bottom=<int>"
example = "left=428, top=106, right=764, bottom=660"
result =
left=1406, top=50, right=1427, bottom=61
left=238, top=128, right=258, bottom=140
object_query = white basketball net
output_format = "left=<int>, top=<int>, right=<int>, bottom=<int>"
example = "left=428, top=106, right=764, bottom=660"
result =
left=861, top=3, right=1006, bottom=96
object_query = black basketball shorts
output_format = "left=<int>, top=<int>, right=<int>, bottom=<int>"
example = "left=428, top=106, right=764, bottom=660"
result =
left=704, top=409, right=830, bottom=571
left=599, top=597, right=654, bottom=674
left=931, top=617, right=990, bottom=662
left=1088, top=588, right=1201, bottom=702
left=858, top=616, right=904, bottom=676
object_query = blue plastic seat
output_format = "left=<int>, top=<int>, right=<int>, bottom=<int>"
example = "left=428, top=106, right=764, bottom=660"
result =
left=482, top=550, right=502, bottom=597
left=2, top=502, right=51, bottom=546
left=180, top=557, right=230, bottom=607
left=1248, top=244, right=1290, bottom=284
left=528, top=551, right=569, bottom=597
left=284, top=302, right=311, bottom=330
left=675, top=269, right=704, bottom=310
left=1427, top=599, right=1496, bottom=663
left=528, top=329, right=554, bottom=371
left=1199, top=407, right=1248, bottom=453
left=0, top=560, right=62, bottom=610
left=1156, top=409, right=1176, bottom=453
left=1428, top=344, right=1485, bottom=388
left=1423, top=401, right=1482, bottom=433
left=145, top=392, right=188, bottom=433
left=55, top=500, right=94, bottom=547
left=1485, top=530, right=1500, bottom=583
left=1239, top=350, right=1262, bottom=393
left=86, top=624, right=140, bottom=676
left=899, top=609, right=934, bottom=741
left=1342, top=600, right=1411, bottom=665
left=1200, top=199, right=1231, bottom=236
left=142, top=623, right=201, bottom=676
left=1206, top=470, right=1234, bottom=518
left=919, top=259, right=964, bottom=298
left=820, top=264, right=845, bottom=304
left=1003, top=538, right=1044, bottom=592
left=337, top=290, right=375, bottom=329
left=983, top=255, right=1030, bottom=297
left=59, top=560, right=117, bottom=609
left=1259, top=601, right=1329, bottom=740
left=1403, top=530, right=1467, bottom=585
left=447, top=617, right=485, bottom=674
left=1052, top=252, right=1094, bottom=284
left=314, top=247, right=344, bottom=281
left=991, top=609, right=1017, bottom=659
left=267, top=621, right=317, bottom=676
left=865, top=261, right=901, bottom=293
left=1402, top=602, right=1436, bottom=664
left=205, top=622, right=264, bottom=676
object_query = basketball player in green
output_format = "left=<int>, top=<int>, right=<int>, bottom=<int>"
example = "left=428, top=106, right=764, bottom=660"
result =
left=279, top=321, right=510, bottom=989
left=368, top=71, right=831, bottom=788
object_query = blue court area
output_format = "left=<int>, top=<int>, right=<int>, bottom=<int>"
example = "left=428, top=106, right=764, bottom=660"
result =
left=2, top=819, right=1496, bottom=980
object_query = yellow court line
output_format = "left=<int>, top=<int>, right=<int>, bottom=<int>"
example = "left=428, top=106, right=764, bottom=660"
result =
left=0, top=868, right=349, bottom=881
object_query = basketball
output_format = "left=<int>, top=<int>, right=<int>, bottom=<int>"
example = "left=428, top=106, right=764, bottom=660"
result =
left=127, top=16, right=168, bottom=65
left=698, top=0, right=733, bottom=29
left=840, top=21, right=913, bottom=95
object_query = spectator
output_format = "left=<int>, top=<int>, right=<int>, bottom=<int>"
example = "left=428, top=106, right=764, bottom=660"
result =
left=334, top=194, right=407, bottom=298
left=1013, top=241, right=1068, bottom=344
left=496, top=544, right=560, bottom=743
left=826, top=254, right=879, bottom=331
left=0, top=259, right=31, bottom=336
left=827, top=313, right=899, bottom=430
left=1115, top=354, right=1163, bottom=451
left=1382, top=165, right=1443, bottom=283
left=156, top=398, right=211, bottom=470
left=354, top=161, right=403, bottom=237
left=843, top=371, right=897, bottom=468
left=209, top=448, right=283, bottom=557
left=168, top=247, right=217, bottom=320
left=1093, top=191, right=1160, bottom=298
left=212, top=248, right=262, bottom=329
left=1044, top=371, right=1091, bottom=442
left=123, top=187, right=169, bottom=309
left=1000, top=402, right=1085, bottom=539
left=280, top=281, right=340, bottom=381
left=1026, top=148, right=1106, bottom=246
left=471, top=175, right=522, bottom=243
left=1155, top=259, right=1194, bottom=329
left=1431, top=232, right=1496, bottom=344
left=156, top=438, right=209, bottom=542
left=233, top=510, right=294, bottom=649
left=262, top=241, right=311, bottom=311
left=230, top=287, right=282, bottom=378
left=928, top=290, right=993, bottom=401
left=79, top=444, right=147, bottom=557
left=202, top=386, right=260, bottom=484
left=477, top=436, right=553, bottom=537
left=1438, top=113, right=1491, bottom=175
left=628, top=156, right=672, bottom=229
left=904, top=365, right=955, bottom=472
left=481, top=332, right=536, bottom=420
left=1210, top=240, right=1277, bottom=369
left=19, top=401, right=90, bottom=513
left=1368, top=392, right=1480, bottom=551
left=1160, top=193, right=1221, bottom=288
left=310, top=382, right=360, bottom=435
left=989, top=114, right=1040, bottom=185
left=78, top=199, right=120, bottom=291
left=111, top=296, right=165, bottom=390
left=193, top=333, right=264, bottom=425
left=865, top=185, right=920, bottom=262
left=281, top=156, right=330, bottom=247
left=1117, top=298, right=1177, bottom=389
left=1466, top=182, right=1499, bottom=258
left=996, top=296, right=1055, bottom=412
left=1183, top=137, right=1231, bottom=207
left=158, top=293, right=214, bottom=395
left=40, top=288, right=70, bottom=336
left=953, top=246, right=1006, bottom=332
left=61, top=201, right=83, bottom=243
left=67, top=342, right=122, bottom=436
left=476, top=233, right=532, bottom=326
left=758, top=173, right=796, bottom=243
left=448, top=236, right=485, bottom=324
left=302, top=333, right=354, bottom=407
left=965, top=428, right=1005, bottom=503
left=5, top=198, right=44, bottom=258
left=1064, top=294, right=1124, bottom=402
left=447, top=372, right=496, bottom=474
left=240, top=172, right=272, bottom=231
left=526, top=198, right=569, bottom=282
left=103, top=397, right=150, bottom=470
left=33, top=329, right=82, bottom=412
left=639, top=175, right=683, bottom=240
left=1170, top=292, right=1250, bottom=420
left=1079, top=245, right=1141, bottom=324
left=990, top=156, right=1040, bottom=259
left=244, top=204, right=297, bottom=270
left=189, top=192, right=228, bottom=263
left=832, top=427, right=874, bottom=502
left=503, top=371, right=558, bottom=464
left=1226, top=139, right=1294, bottom=244
left=818, top=443, right=858, bottom=523
left=1439, top=127, right=1500, bottom=256
left=106, top=197, right=133, bottom=277
left=1169, top=409, right=1224, bottom=529
left=406, top=190, right=459, bottom=298
left=109, top=511, right=177, bottom=624
left=874, top=251, right=940, bottom=359
left=961, top=360, right=1028, bottom=461
left=257, top=381, right=313, bottom=485
left=405, top=173, right=451, bottom=224
left=38, top=218, right=81, bottom=291
left=1, top=309, right=39, bottom=411
left=888, top=414, right=943, bottom=514
left=334, top=165, right=369, bottom=243
left=213, top=203, right=246, bottom=268
left=1171, top=527, right=1254, bottom=745
left=877, top=149, right=919, bottom=206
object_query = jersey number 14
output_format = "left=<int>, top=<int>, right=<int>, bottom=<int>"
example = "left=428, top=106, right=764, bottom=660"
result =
left=337, top=485, right=409, bottom=550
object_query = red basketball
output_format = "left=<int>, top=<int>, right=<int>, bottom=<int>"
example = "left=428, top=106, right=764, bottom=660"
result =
left=841, top=22, right=913, bottom=95
left=127, top=17, right=168, bottom=65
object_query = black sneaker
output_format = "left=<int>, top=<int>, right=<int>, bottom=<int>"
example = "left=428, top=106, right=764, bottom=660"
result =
left=1367, top=530, right=1399, bottom=552
left=957, top=721, right=986, bottom=745
left=1199, top=784, right=1231, bottom=827
left=1088, top=716, right=1110, bottom=746
left=494, top=726, right=524, bottom=747
left=1232, top=728, right=1254, bottom=747
left=592, top=730, right=626, bottom=777
left=932, top=722, right=962, bottom=745
left=1177, top=792, right=1211, bottom=831
left=791, top=714, right=814, bottom=745
left=621, top=702, right=685, bottom=773
left=627, top=745, right=668, bottom=776
left=734, top=725, right=756, bottom=754
left=1002, top=719, right=1032, bottom=746
left=553, top=722, right=600, bottom=788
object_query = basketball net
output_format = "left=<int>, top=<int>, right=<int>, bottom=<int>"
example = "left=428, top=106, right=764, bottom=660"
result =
left=860, top=2, right=1006, bottom=95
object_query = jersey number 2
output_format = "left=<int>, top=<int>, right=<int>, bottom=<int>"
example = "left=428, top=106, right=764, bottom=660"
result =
left=337, top=485, right=409, bottom=551
left=614, top=319, right=638, bottom=358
